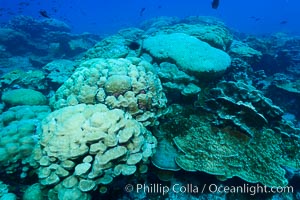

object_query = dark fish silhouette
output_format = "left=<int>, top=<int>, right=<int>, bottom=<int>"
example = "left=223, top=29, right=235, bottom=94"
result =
left=139, top=7, right=146, bottom=16
left=7, top=11, right=15, bottom=16
left=39, top=10, right=50, bottom=18
left=51, top=7, right=58, bottom=13
left=250, top=16, right=261, bottom=21
left=19, top=2, right=30, bottom=6
left=211, top=0, right=219, bottom=9
left=280, top=20, right=288, bottom=25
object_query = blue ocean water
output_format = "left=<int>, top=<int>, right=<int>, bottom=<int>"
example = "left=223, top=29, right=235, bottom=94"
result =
left=1, top=0, right=300, bottom=35
left=1, top=0, right=300, bottom=200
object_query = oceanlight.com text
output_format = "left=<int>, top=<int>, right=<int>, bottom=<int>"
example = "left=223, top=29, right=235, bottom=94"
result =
left=124, top=183, right=294, bottom=196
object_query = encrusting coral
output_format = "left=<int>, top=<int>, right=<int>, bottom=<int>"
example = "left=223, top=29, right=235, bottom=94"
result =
left=162, top=80, right=300, bottom=187
left=174, top=119, right=300, bottom=187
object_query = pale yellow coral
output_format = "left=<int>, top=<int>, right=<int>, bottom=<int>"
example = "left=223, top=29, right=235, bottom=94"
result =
left=34, top=103, right=157, bottom=195
left=50, top=57, right=167, bottom=126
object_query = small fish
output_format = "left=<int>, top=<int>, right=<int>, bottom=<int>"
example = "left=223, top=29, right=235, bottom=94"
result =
left=280, top=20, right=288, bottom=25
left=7, top=11, right=15, bottom=16
left=51, top=7, right=58, bottom=13
left=19, top=2, right=30, bottom=6
left=250, top=16, right=261, bottom=21
left=211, top=0, right=219, bottom=9
left=39, top=10, right=50, bottom=18
left=139, top=7, right=146, bottom=16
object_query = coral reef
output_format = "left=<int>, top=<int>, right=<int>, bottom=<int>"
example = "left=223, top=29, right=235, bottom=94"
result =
left=31, top=104, right=157, bottom=198
left=275, top=80, right=300, bottom=95
left=143, top=33, right=231, bottom=79
left=0, top=181, right=9, bottom=198
left=163, top=79, right=300, bottom=187
left=0, top=69, right=46, bottom=91
left=228, top=40, right=263, bottom=65
left=83, top=35, right=130, bottom=60
left=22, top=183, right=44, bottom=200
left=83, top=28, right=144, bottom=60
left=142, top=16, right=233, bottom=51
left=0, top=181, right=17, bottom=200
left=151, top=134, right=180, bottom=172
left=42, top=59, right=77, bottom=87
left=0, top=16, right=100, bottom=75
left=0, top=105, right=50, bottom=175
left=1, top=14, right=300, bottom=199
left=50, top=57, right=167, bottom=126
left=2, top=89, right=47, bottom=107
left=174, top=120, right=300, bottom=187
